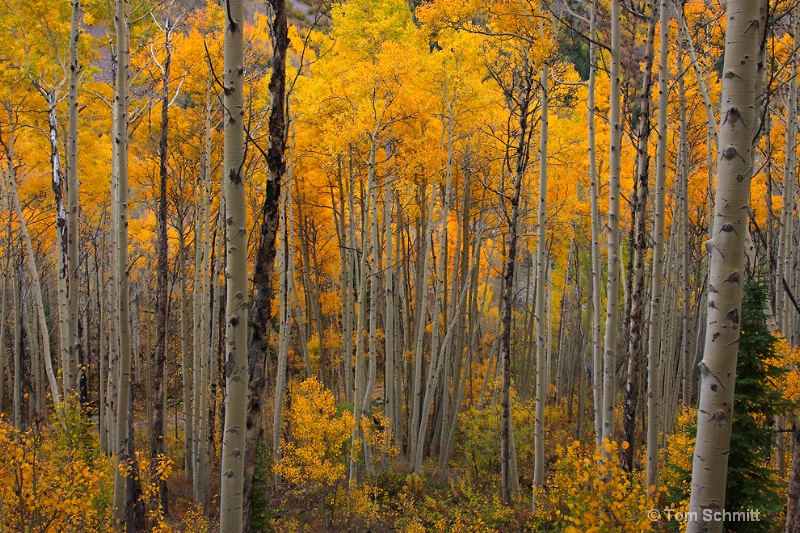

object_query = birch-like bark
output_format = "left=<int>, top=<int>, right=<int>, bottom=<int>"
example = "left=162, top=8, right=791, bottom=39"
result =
left=219, top=0, right=249, bottom=527
left=622, top=6, right=656, bottom=471
left=678, top=34, right=693, bottom=407
left=412, top=106, right=454, bottom=472
left=66, top=0, right=82, bottom=398
left=408, top=186, right=436, bottom=464
left=686, top=0, right=761, bottom=528
left=587, top=0, right=603, bottom=449
left=151, top=12, right=173, bottom=514
left=645, top=0, right=670, bottom=492
left=0, top=193, right=11, bottom=414
left=273, top=182, right=290, bottom=495
left=499, top=64, right=532, bottom=504
left=112, top=0, right=135, bottom=524
left=362, top=132, right=381, bottom=476
left=349, top=181, right=369, bottom=483
left=778, top=17, right=798, bottom=337
left=178, top=215, right=193, bottom=480
left=4, top=112, right=61, bottom=408
left=36, top=88, right=71, bottom=396
left=107, top=71, right=120, bottom=451
left=533, top=64, right=548, bottom=506
left=12, top=258, right=21, bottom=428
left=384, top=162, right=396, bottom=446
left=603, top=0, right=623, bottom=447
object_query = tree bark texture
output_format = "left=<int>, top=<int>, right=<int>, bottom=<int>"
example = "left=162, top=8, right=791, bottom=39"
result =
left=686, top=0, right=760, bottom=529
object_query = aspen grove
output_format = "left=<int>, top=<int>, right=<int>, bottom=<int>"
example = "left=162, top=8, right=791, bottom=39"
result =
left=3, top=0, right=800, bottom=531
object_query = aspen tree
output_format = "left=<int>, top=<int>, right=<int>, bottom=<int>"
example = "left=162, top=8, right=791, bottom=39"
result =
left=587, top=0, right=603, bottom=449
left=532, top=63, right=548, bottom=508
left=151, top=7, right=176, bottom=513
left=778, top=16, right=798, bottom=338
left=408, top=188, right=436, bottom=466
left=194, top=77, right=214, bottom=504
left=113, top=0, right=132, bottom=527
left=412, top=107, right=455, bottom=472
left=2, top=108, right=61, bottom=409
left=177, top=214, right=193, bottom=480
left=621, top=4, right=656, bottom=472
left=686, top=0, right=761, bottom=529
left=219, top=0, right=249, bottom=527
left=112, top=0, right=135, bottom=525
left=66, top=0, right=82, bottom=397
left=678, top=32, right=693, bottom=407
left=0, top=189, right=9, bottom=414
left=107, top=54, right=121, bottom=449
left=362, top=131, right=381, bottom=476
left=603, top=0, right=623, bottom=447
left=645, top=0, right=670, bottom=491
left=36, top=87, right=71, bottom=395
left=273, top=182, right=290, bottom=495
left=242, top=0, right=287, bottom=527
left=384, top=157, right=396, bottom=446
left=12, top=257, right=20, bottom=428
left=499, top=62, right=533, bottom=505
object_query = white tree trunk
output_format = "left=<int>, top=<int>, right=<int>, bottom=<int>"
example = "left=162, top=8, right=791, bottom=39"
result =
left=587, top=0, right=604, bottom=449
left=686, top=0, right=761, bottom=529
left=111, top=0, right=132, bottom=522
left=533, top=64, right=548, bottom=506
left=66, top=0, right=83, bottom=397
left=219, top=0, right=249, bottom=527
left=602, top=0, right=622, bottom=448
left=5, top=112, right=61, bottom=408
left=645, top=0, right=670, bottom=492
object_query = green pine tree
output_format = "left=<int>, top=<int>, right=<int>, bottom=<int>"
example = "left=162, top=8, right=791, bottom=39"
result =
left=723, top=280, right=793, bottom=532
left=667, top=280, right=795, bottom=532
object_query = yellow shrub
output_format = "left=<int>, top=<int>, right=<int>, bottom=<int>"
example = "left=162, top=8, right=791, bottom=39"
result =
left=537, top=439, right=656, bottom=532
left=0, top=415, right=113, bottom=532
left=275, top=377, right=354, bottom=492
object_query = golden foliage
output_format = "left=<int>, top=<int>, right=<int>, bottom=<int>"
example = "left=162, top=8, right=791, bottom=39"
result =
left=0, top=409, right=113, bottom=532
left=275, top=377, right=354, bottom=491
left=535, top=439, right=657, bottom=532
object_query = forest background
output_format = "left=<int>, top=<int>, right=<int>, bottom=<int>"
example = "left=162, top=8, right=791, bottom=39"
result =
left=0, top=0, right=799, bottom=531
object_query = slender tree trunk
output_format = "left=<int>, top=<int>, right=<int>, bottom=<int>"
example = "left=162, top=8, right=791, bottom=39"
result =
left=178, top=217, right=193, bottom=480
left=384, top=162, right=396, bottom=446
left=686, top=1, right=761, bottom=529
left=4, top=111, right=61, bottom=408
left=0, top=192, right=11, bottom=415
left=678, top=34, right=693, bottom=407
left=219, top=0, right=249, bottom=528
left=107, top=71, right=120, bottom=453
left=603, top=0, right=623, bottom=448
left=621, top=6, right=656, bottom=471
left=362, top=132, right=381, bottom=476
left=242, top=1, right=287, bottom=528
left=778, top=16, right=798, bottom=338
left=500, top=67, right=532, bottom=505
left=66, top=0, right=82, bottom=399
left=533, top=64, right=549, bottom=507
left=12, top=255, right=21, bottom=429
left=412, top=103, right=454, bottom=472
left=37, top=89, right=71, bottom=396
left=408, top=187, right=436, bottom=464
left=587, top=0, right=603, bottom=449
left=110, top=0, right=142, bottom=526
left=273, top=183, right=290, bottom=496
left=111, top=0, right=136, bottom=524
left=786, top=426, right=800, bottom=532
left=151, top=15, right=172, bottom=515
left=645, top=0, right=670, bottom=492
